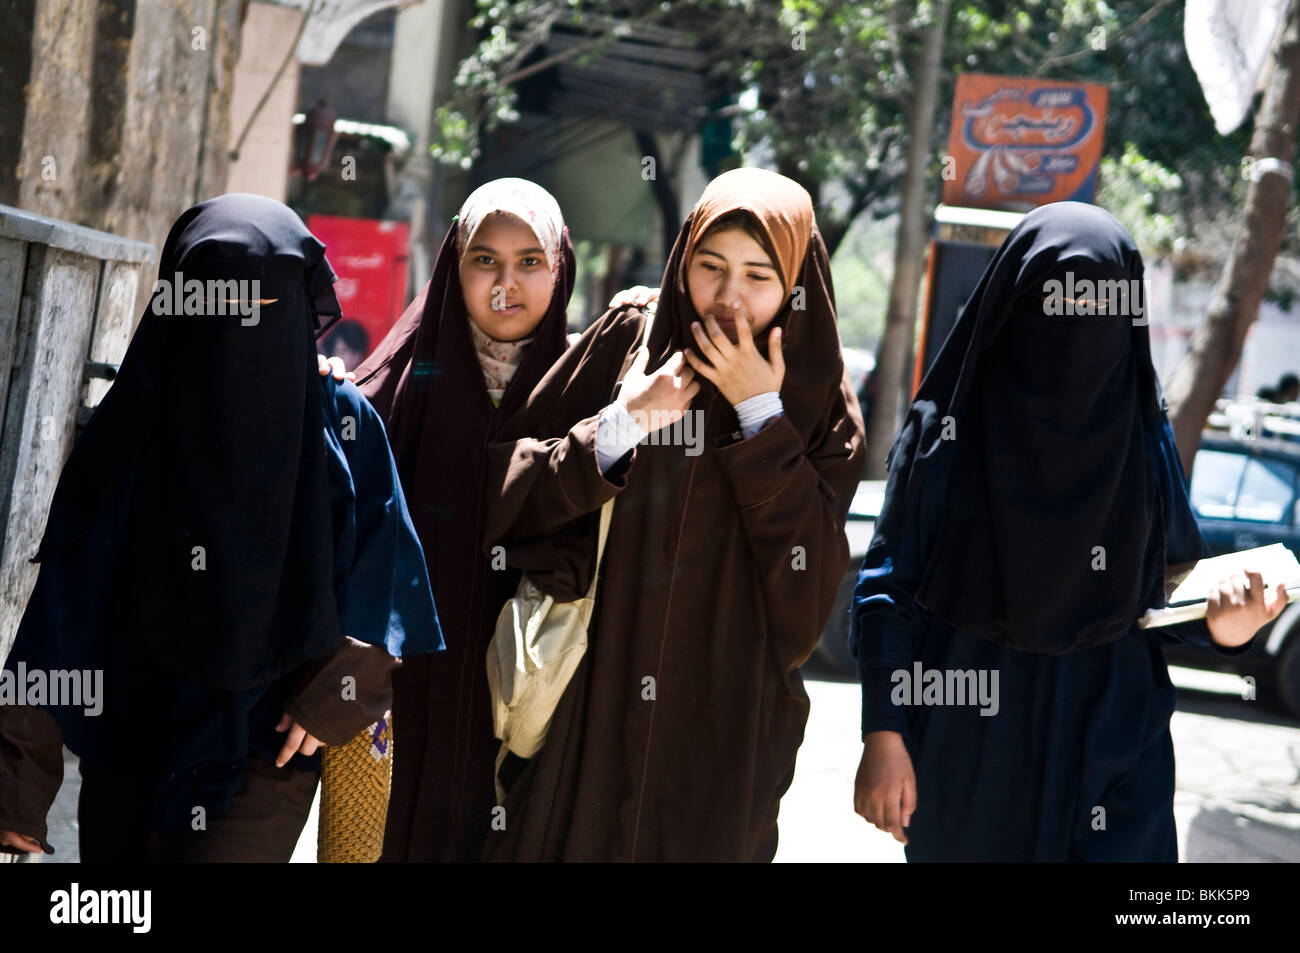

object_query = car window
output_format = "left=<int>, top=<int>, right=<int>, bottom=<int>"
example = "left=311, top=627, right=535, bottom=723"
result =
left=1189, top=448, right=1246, bottom=519
left=1233, top=456, right=1297, bottom=523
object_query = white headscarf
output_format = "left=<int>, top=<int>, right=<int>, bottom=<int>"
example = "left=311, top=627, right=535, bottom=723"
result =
left=454, top=178, right=567, bottom=401
left=455, top=177, right=566, bottom=279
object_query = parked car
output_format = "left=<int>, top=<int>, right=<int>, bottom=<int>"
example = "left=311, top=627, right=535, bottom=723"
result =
left=1164, top=411, right=1300, bottom=715
left=814, top=401, right=1300, bottom=716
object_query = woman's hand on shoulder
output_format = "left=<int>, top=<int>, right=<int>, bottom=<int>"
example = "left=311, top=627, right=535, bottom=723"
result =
left=317, top=354, right=355, bottom=382
left=618, top=348, right=700, bottom=434
left=608, top=285, right=659, bottom=312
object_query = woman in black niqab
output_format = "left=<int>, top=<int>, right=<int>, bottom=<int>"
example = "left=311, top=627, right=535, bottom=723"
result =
left=889, top=200, right=1165, bottom=652
left=849, top=202, right=1275, bottom=861
left=0, top=193, right=441, bottom=860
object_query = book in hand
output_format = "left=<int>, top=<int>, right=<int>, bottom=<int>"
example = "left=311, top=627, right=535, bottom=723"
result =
left=1138, top=543, right=1300, bottom=629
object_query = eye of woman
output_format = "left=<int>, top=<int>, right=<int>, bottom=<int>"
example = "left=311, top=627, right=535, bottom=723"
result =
left=474, top=254, right=495, bottom=266
left=747, top=273, right=772, bottom=282
left=699, top=260, right=722, bottom=273
left=520, top=255, right=542, bottom=268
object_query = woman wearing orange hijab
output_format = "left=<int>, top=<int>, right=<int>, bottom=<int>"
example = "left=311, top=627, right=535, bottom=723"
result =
left=482, top=169, right=865, bottom=861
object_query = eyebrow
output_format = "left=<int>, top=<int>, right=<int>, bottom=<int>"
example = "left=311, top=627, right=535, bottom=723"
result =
left=696, top=247, right=776, bottom=269
left=467, top=244, right=546, bottom=256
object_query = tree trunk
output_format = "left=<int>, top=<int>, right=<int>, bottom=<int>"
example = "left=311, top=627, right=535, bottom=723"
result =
left=634, top=129, right=680, bottom=263
left=864, top=0, right=950, bottom=479
left=1166, top=1, right=1300, bottom=475
left=819, top=216, right=851, bottom=258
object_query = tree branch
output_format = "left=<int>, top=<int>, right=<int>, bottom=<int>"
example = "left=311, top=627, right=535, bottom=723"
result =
left=1033, top=0, right=1175, bottom=74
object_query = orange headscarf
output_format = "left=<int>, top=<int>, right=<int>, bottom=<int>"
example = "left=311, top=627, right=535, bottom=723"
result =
left=646, top=167, right=842, bottom=443
left=676, top=168, right=814, bottom=297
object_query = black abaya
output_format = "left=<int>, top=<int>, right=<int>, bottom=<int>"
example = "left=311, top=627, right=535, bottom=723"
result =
left=850, top=202, right=1256, bottom=861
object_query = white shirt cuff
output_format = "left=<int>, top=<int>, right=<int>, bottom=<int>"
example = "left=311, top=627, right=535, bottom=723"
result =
left=735, top=392, right=783, bottom=439
left=595, top=402, right=648, bottom=474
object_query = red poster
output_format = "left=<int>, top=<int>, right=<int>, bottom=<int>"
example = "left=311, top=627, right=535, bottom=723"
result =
left=307, top=214, right=409, bottom=368
left=943, top=73, right=1109, bottom=211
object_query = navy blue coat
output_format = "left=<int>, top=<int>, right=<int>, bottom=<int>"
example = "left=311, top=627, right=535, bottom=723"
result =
left=850, top=410, right=1253, bottom=862
left=2, top=376, right=442, bottom=833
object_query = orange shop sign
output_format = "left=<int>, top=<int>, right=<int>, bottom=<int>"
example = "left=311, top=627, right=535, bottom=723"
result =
left=943, top=73, right=1109, bottom=211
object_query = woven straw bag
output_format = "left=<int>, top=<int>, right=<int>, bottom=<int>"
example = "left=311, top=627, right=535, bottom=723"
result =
left=317, top=715, right=393, bottom=863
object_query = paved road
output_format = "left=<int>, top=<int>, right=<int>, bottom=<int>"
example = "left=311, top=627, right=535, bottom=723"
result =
left=775, top=661, right=1300, bottom=863
left=19, top=665, right=1299, bottom=863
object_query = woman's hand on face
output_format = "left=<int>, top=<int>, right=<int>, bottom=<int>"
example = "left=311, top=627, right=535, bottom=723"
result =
left=1206, top=571, right=1287, bottom=648
left=618, top=347, right=700, bottom=434
left=0, top=830, right=42, bottom=853
left=317, top=354, right=355, bottom=382
left=684, top=313, right=784, bottom=406
left=854, top=730, right=916, bottom=846
left=274, top=713, right=324, bottom=767
left=608, top=285, right=660, bottom=312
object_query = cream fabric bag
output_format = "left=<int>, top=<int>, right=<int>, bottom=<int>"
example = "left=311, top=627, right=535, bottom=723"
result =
left=485, top=497, right=613, bottom=802
left=485, top=311, right=651, bottom=802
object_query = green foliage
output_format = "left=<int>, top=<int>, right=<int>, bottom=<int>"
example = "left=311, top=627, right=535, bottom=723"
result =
left=430, top=105, right=479, bottom=169
left=829, top=213, right=895, bottom=348
left=1095, top=143, right=1185, bottom=256
left=434, top=0, right=1289, bottom=279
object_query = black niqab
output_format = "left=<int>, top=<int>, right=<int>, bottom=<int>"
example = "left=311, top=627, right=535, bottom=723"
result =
left=876, top=201, right=1164, bottom=653
left=30, top=193, right=345, bottom=691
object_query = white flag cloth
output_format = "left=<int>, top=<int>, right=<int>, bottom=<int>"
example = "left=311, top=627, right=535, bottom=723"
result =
left=1185, top=0, right=1291, bottom=134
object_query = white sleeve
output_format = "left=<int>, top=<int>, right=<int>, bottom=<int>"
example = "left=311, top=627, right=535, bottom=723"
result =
left=734, top=392, right=784, bottom=439
left=595, top=402, right=648, bottom=475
